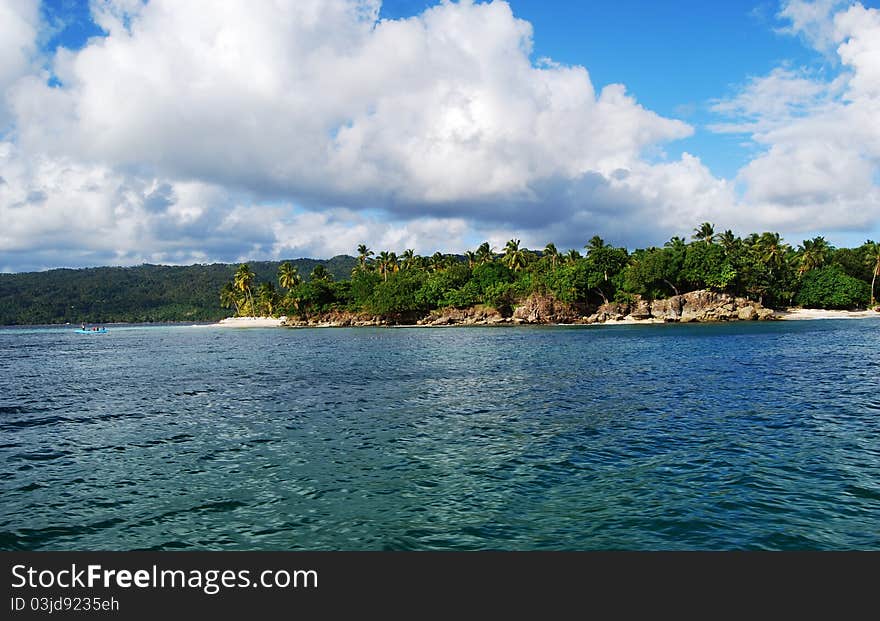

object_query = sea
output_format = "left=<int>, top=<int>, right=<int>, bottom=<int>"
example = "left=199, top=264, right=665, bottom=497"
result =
left=1, top=320, right=878, bottom=550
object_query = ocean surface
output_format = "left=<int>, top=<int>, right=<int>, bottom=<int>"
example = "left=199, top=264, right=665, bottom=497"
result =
left=1, top=320, right=879, bottom=550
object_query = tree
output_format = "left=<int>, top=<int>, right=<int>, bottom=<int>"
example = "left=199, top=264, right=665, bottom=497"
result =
left=583, top=243, right=628, bottom=303
left=718, top=229, right=739, bottom=255
left=233, top=264, right=256, bottom=316
left=476, top=242, right=494, bottom=265
left=257, top=282, right=278, bottom=316
left=503, top=239, right=527, bottom=271
left=693, top=222, right=716, bottom=245
left=585, top=236, right=606, bottom=254
left=401, top=249, right=416, bottom=270
left=796, top=265, right=870, bottom=309
left=623, top=247, right=681, bottom=298
left=565, top=249, right=581, bottom=264
left=220, top=282, right=241, bottom=315
left=757, top=232, right=787, bottom=276
left=543, top=243, right=559, bottom=268
left=464, top=251, right=477, bottom=269
left=797, top=236, right=831, bottom=276
left=278, top=262, right=300, bottom=290
left=310, top=264, right=332, bottom=282
left=356, top=244, right=373, bottom=270
left=866, top=241, right=880, bottom=306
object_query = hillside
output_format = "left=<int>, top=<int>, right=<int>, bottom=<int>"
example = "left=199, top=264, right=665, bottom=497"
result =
left=0, top=256, right=357, bottom=325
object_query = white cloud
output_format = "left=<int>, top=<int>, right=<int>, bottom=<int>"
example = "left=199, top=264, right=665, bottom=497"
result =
left=710, top=2, right=880, bottom=236
left=2, top=0, right=879, bottom=272
left=9, top=0, right=692, bottom=208
left=0, top=0, right=39, bottom=129
left=1, top=0, right=711, bottom=269
left=776, top=0, right=849, bottom=52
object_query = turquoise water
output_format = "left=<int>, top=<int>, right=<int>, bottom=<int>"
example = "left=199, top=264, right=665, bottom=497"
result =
left=1, top=320, right=879, bottom=550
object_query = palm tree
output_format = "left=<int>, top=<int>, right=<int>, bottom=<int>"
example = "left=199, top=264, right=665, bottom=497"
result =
left=356, top=244, right=373, bottom=270
left=797, top=236, right=830, bottom=276
left=866, top=241, right=880, bottom=306
left=257, top=282, right=278, bottom=316
left=310, top=264, right=330, bottom=281
left=565, top=248, right=581, bottom=264
left=220, top=282, right=241, bottom=316
left=233, top=264, right=256, bottom=316
left=693, top=222, right=716, bottom=245
left=278, top=262, right=301, bottom=290
left=719, top=230, right=739, bottom=255
left=585, top=235, right=606, bottom=255
left=430, top=252, right=445, bottom=272
left=401, top=249, right=416, bottom=270
left=376, top=251, right=393, bottom=281
left=756, top=232, right=789, bottom=281
left=464, top=250, right=477, bottom=269
left=476, top=242, right=494, bottom=264
left=665, top=236, right=687, bottom=251
left=543, top=243, right=559, bottom=268
left=503, top=239, right=526, bottom=271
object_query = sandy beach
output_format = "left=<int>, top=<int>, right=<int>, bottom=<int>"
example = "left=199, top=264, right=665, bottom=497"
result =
left=216, top=316, right=287, bottom=327
left=775, top=308, right=880, bottom=320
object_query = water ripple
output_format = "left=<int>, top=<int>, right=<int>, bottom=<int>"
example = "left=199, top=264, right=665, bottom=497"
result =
left=1, top=320, right=879, bottom=549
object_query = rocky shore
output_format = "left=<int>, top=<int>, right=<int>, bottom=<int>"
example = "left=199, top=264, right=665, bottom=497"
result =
left=280, top=290, right=779, bottom=327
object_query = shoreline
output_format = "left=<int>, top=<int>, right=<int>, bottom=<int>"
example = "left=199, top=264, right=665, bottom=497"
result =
left=215, top=316, right=287, bottom=328
left=212, top=306, right=880, bottom=329
left=774, top=308, right=880, bottom=320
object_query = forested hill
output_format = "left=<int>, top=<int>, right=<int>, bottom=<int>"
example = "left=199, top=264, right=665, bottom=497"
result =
left=0, top=256, right=357, bottom=325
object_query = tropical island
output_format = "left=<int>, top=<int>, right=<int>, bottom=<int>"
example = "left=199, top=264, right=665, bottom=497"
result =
left=220, top=223, right=880, bottom=327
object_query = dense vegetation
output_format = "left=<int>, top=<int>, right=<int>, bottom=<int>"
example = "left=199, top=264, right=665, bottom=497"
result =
left=3, top=225, right=877, bottom=326
left=222, top=225, right=880, bottom=320
left=0, top=257, right=356, bottom=325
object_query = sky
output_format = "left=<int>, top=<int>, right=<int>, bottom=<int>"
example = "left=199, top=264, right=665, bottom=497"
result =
left=1, top=0, right=879, bottom=272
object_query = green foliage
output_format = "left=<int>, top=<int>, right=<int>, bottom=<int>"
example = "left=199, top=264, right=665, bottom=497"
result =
left=483, top=282, right=517, bottom=313
left=622, top=247, right=682, bottom=299
left=0, top=257, right=357, bottom=325
left=442, top=280, right=482, bottom=308
left=831, top=246, right=873, bottom=282
left=368, top=272, right=425, bottom=315
left=682, top=243, right=736, bottom=291
left=348, top=270, right=381, bottom=309
left=471, top=262, right=513, bottom=292
left=8, top=225, right=880, bottom=327
left=415, top=264, right=471, bottom=308
left=795, top=265, right=870, bottom=309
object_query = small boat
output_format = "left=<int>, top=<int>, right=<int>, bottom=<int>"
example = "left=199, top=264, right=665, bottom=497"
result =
left=74, top=328, right=107, bottom=334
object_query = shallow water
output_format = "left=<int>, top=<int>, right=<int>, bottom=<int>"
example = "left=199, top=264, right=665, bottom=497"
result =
left=1, top=320, right=879, bottom=550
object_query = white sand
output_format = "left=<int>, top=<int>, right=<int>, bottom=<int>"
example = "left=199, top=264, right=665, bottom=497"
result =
left=215, top=316, right=286, bottom=327
left=776, top=308, right=880, bottom=320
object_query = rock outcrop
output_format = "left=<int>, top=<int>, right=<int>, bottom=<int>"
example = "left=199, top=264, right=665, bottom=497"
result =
left=418, top=305, right=508, bottom=326
left=280, top=290, right=776, bottom=328
left=582, top=290, right=774, bottom=324
left=511, top=294, right=585, bottom=324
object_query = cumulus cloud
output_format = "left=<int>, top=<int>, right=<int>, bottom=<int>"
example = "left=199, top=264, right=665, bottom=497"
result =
left=0, top=0, right=39, bottom=129
left=2, top=0, right=878, bottom=272
left=1, top=0, right=710, bottom=269
left=711, top=1, right=880, bottom=235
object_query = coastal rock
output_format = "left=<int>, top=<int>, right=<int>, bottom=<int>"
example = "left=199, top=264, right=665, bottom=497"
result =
left=420, top=305, right=504, bottom=326
left=628, top=298, right=652, bottom=320
left=650, top=297, right=682, bottom=321
left=737, top=305, right=757, bottom=321
left=512, top=294, right=584, bottom=324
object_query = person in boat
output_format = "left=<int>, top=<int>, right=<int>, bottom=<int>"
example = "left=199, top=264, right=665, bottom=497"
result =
left=81, top=323, right=86, bottom=330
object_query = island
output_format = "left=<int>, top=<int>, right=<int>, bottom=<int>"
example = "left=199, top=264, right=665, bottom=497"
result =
left=218, top=224, right=880, bottom=328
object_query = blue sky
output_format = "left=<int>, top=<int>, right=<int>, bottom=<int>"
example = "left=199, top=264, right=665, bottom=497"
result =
left=1, top=0, right=879, bottom=270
